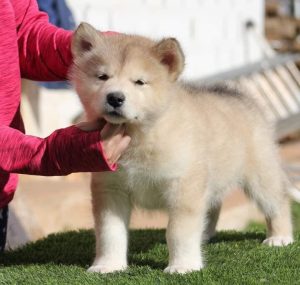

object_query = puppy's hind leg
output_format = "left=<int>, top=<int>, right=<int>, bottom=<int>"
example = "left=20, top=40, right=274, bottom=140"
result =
left=264, top=194, right=293, bottom=246
left=203, top=203, right=221, bottom=242
left=245, top=166, right=293, bottom=247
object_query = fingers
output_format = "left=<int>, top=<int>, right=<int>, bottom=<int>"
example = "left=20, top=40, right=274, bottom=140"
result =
left=100, top=123, right=131, bottom=165
left=76, top=120, right=130, bottom=165
left=100, top=123, right=124, bottom=140
left=107, top=135, right=131, bottom=165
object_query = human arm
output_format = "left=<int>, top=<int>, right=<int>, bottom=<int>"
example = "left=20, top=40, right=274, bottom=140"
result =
left=12, top=0, right=73, bottom=81
left=0, top=123, right=130, bottom=176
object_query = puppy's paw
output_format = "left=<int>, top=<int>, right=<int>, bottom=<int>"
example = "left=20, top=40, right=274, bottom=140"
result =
left=164, top=264, right=203, bottom=274
left=87, top=264, right=127, bottom=274
left=263, top=236, right=294, bottom=246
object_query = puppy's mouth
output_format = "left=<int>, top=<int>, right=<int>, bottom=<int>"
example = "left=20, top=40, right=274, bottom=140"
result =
left=104, top=108, right=127, bottom=124
left=107, top=110, right=123, bottom=117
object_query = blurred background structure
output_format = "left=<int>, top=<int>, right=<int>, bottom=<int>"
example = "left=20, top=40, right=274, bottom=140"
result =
left=8, top=0, right=300, bottom=249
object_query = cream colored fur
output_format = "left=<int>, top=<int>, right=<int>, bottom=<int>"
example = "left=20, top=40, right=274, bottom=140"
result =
left=71, top=23, right=297, bottom=274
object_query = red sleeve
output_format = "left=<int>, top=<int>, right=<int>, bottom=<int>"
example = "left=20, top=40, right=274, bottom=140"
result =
left=12, top=0, right=73, bottom=81
left=0, top=125, right=116, bottom=175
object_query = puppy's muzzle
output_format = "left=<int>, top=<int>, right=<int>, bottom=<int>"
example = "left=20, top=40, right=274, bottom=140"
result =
left=106, top=92, right=125, bottom=108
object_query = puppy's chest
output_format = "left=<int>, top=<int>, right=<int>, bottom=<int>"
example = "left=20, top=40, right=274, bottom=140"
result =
left=119, top=144, right=182, bottom=209
left=125, top=166, right=170, bottom=209
left=120, top=141, right=183, bottom=180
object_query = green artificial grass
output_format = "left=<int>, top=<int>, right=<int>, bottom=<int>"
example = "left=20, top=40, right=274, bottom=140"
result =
left=1, top=204, right=300, bottom=285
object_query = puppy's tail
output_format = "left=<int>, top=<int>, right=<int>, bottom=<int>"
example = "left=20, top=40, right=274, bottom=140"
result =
left=288, top=187, right=300, bottom=203
left=283, top=172, right=300, bottom=202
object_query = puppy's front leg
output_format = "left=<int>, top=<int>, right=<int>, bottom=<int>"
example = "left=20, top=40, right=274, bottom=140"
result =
left=164, top=192, right=206, bottom=274
left=89, top=182, right=131, bottom=273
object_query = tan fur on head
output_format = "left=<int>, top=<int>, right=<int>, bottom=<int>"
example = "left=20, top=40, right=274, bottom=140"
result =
left=72, top=23, right=184, bottom=82
left=70, top=24, right=185, bottom=125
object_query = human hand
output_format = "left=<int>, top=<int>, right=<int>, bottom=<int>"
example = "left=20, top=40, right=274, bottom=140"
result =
left=76, top=120, right=131, bottom=165
left=99, top=122, right=131, bottom=165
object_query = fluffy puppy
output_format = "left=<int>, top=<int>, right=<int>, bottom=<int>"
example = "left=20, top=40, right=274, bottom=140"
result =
left=71, top=23, right=299, bottom=274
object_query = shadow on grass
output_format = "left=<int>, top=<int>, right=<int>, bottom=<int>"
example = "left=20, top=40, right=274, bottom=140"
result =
left=209, top=230, right=266, bottom=244
left=0, top=229, right=265, bottom=269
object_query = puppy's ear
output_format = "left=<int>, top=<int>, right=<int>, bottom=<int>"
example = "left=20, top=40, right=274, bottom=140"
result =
left=153, top=38, right=185, bottom=81
left=72, top=22, right=100, bottom=57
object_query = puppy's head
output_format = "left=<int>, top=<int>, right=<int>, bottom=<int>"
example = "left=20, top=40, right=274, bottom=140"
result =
left=71, top=22, right=185, bottom=125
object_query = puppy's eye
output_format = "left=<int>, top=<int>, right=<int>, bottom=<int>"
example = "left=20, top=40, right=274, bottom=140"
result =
left=134, top=79, right=146, bottom=86
left=98, top=74, right=109, bottom=81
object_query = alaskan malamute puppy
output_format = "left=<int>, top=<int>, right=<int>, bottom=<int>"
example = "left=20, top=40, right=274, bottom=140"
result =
left=71, top=23, right=299, bottom=274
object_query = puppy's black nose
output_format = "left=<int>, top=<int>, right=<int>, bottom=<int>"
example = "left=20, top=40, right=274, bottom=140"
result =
left=106, top=92, right=125, bottom=108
